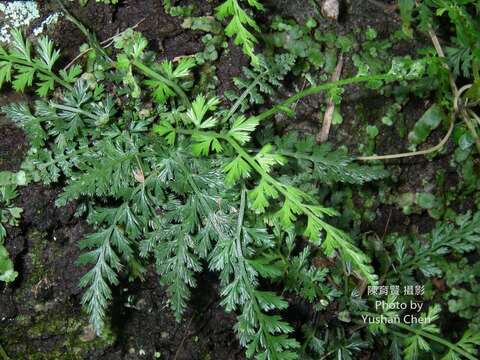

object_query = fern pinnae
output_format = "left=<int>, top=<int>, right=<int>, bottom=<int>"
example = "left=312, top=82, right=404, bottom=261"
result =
left=216, top=0, right=263, bottom=65
left=78, top=226, right=123, bottom=333
left=0, top=30, right=75, bottom=92
left=224, top=134, right=379, bottom=285
left=157, top=94, right=379, bottom=285
left=216, top=189, right=300, bottom=359
left=395, top=212, right=480, bottom=278
left=148, top=152, right=235, bottom=319
left=155, top=223, right=202, bottom=320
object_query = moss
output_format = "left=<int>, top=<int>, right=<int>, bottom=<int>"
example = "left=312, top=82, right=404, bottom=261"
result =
left=1, top=230, right=115, bottom=358
left=2, top=309, right=114, bottom=358
left=14, top=230, right=53, bottom=308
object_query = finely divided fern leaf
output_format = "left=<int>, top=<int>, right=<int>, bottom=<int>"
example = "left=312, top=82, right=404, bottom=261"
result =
left=441, top=331, right=480, bottom=360
left=228, top=115, right=259, bottom=144
left=78, top=227, right=124, bottom=333
left=403, top=304, right=441, bottom=360
left=395, top=212, right=480, bottom=279
left=216, top=0, right=263, bottom=65
left=36, top=36, right=61, bottom=71
left=275, top=133, right=388, bottom=185
left=0, top=30, right=72, bottom=94
left=12, top=65, right=35, bottom=92
left=155, top=224, right=202, bottom=320
left=224, top=156, right=252, bottom=185
left=226, top=54, right=296, bottom=107
left=144, top=58, right=196, bottom=104
left=10, top=29, right=31, bottom=61
left=2, top=103, right=46, bottom=148
left=217, top=190, right=300, bottom=359
left=186, top=95, right=220, bottom=128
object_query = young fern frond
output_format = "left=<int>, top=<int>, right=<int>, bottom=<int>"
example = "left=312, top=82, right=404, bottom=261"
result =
left=216, top=0, right=263, bottom=65
left=57, top=141, right=139, bottom=205
left=393, top=212, right=480, bottom=280
left=0, top=30, right=77, bottom=94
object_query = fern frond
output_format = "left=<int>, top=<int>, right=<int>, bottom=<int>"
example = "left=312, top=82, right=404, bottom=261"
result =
left=78, top=198, right=144, bottom=333
left=395, top=211, right=480, bottom=279
left=78, top=227, right=123, bottom=333
left=215, top=0, right=263, bottom=65
left=275, top=133, right=389, bottom=185
left=226, top=54, right=296, bottom=107
left=2, top=102, right=49, bottom=149
left=224, top=134, right=379, bottom=284
left=216, top=190, right=300, bottom=359
left=154, top=224, right=202, bottom=319
left=228, top=115, right=259, bottom=145
left=441, top=330, right=480, bottom=360
left=144, top=151, right=235, bottom=319
left=160, top=104, right=379, bottom=285
left=0, top=30, right=74, bottom=93
left=57, top=140, right=139, bottom=204
left=36, top=36, right=61, bottom=71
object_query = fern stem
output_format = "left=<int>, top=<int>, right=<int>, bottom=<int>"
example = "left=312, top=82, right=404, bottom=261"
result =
left=50, top=103, right=99, bottom=121
left=393, top=322, right=477, bottom=360
left=0, top=55, right=73, bottom=91
left=132, top=60, right=191, bottom=108
left=235, top=188, right=247, bottom=258
left=357, top=111, right=455, bottom=161
left=358, top=312, right=476, bottom=359
left=254, top=73, right=396, bottom=123
left=57, top=0, right=112, bottom=62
